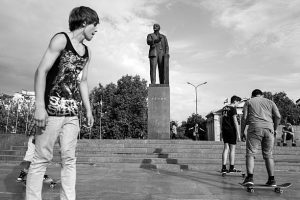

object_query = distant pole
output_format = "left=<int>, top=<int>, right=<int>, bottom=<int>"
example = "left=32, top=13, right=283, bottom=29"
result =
left=15, top=99, right=19, bottom=134
left=25, top=101, right=30, bottom=135
left=5, top=101, right=11, bottom=133
left=99, top=96, right=103, bottom=139
left=187, top=81, right=207, bottom=115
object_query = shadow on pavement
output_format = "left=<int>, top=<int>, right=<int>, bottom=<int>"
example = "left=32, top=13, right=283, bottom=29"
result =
left=3, top=162, right=25, bottom=200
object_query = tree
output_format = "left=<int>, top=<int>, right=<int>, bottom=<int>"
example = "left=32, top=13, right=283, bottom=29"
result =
left=113, top=75, right=148, bottom=138
left=182, top=114, right=207, bottom=140
left=263, top=91, right=300, bottom=125
left=86, top=75, right=148, bottom=139
left=0, top=93, right=35, bottom=134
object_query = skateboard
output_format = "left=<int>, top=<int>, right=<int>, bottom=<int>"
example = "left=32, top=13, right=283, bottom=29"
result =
left=49, top=178, right=61, bottom=188
left=218, top=170, right=245, bottom=177
left=18, top=177, right=60, bottom=189
left=239, top=182, right=292, bottom=193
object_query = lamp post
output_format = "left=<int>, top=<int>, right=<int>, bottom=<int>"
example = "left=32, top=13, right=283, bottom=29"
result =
left=99, top=97, right=103, bottom=140
left=187, top=81, right=207, bottom=115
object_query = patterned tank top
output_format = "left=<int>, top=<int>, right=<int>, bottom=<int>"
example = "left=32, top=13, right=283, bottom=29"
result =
left=45, top=32, right=89, bottom=116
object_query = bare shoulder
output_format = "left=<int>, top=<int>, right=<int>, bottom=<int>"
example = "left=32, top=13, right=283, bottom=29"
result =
left=49, top=33, right=67, bottom=52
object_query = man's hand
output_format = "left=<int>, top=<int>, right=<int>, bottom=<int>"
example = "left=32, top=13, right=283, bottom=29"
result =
left=34, top=107, right=48, bottom=128
left=86, top=111, right=94, bottom=128
left=241, top=133, right=246, bottom=142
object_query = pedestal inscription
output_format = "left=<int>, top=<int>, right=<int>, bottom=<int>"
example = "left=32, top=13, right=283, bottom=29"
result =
left=148, top=84, right=170, bottom=139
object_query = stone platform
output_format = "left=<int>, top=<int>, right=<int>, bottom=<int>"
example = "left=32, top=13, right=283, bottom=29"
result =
left=0, top=163, right=299, bottom=200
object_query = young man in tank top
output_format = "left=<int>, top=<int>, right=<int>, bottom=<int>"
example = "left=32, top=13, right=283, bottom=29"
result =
left=26, top=6, right=99, bottom=200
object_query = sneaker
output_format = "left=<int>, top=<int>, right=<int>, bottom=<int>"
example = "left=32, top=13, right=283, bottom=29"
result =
left=43, top=175, right=53, bottom=183
left=242, top=176, right=254, bottom=186
left=292, top=143, right=296, bottom=147
left=265, top=179, right=276, bottom=186
left=221, top=168, right=228, bottom=173
left=283, top=143, right=287, bottom=146
left=16, top=170, right=27, bottom=182
left=229, top=168, right=241, bottom=173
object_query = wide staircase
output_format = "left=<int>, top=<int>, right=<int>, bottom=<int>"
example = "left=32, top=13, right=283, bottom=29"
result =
left=0, top=139, right=299, bottom=172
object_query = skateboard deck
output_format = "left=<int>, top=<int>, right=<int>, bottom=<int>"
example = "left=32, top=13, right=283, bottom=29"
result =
left=218, top=170, right=245, bottom=177
left=239, top=182, right=292, bottom=193
left=49, top=178, right=61, bottom=188
left=18, top=177, right=60, bottom=189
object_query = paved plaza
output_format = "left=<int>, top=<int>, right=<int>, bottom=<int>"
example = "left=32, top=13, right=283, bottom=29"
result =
left=0, top=163, right=299, bottom=200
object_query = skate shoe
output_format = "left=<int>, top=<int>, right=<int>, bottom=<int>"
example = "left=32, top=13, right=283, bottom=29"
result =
left=16, top=170, right=27, bottom=182
left=242, top=176, right=254, bottom=186
left=228, top=168, right=241, bottom=173
left=265, top=179, right=276, bottom=186
left=43, top=175, right=53, bottom=183
left=221, top=168, right=228, bottom=173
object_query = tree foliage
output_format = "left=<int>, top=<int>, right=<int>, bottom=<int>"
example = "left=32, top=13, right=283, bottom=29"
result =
left=263, top=91, right=300, bottom=125
left=0, top=94, right=34, bottom=134
left=83, top=75, right=148, bottom=139
left=180, top=114, right=207, bottom=140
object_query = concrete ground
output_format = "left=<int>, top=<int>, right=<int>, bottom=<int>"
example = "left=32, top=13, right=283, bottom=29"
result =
left=0, top=163, right=299, bottom=200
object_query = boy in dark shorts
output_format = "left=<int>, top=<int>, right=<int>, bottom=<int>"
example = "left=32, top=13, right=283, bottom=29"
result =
left=16, top=135, right=52, bottom=183
left=220, top=95, right=241, bottom=173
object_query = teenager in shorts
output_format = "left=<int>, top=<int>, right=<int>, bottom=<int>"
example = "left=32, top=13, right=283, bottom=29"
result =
left=16, top=135, right=52, bottom=183
left=241, top=89, right=281, bottom=186
left=220, top=95, right=241, bottom=173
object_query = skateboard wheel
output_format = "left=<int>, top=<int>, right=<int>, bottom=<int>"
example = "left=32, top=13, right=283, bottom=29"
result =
left=274, top=188, right=283, bottom=193
left=280, top=190, right=283, bottom=194
left=247, top=188, right=254, bottom=193
left=222, top=173, right=226, bottom=177
left=50, top=184, right=55, bottom=188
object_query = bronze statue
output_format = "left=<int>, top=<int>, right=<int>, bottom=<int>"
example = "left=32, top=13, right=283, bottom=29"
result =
left=147, top=24, right=169, bottom=84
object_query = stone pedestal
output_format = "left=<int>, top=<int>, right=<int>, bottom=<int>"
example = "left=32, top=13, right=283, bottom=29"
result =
left=148, top=84, right=170, bottom=139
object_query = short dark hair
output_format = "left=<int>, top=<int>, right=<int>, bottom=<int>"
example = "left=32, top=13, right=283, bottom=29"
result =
left=230, top=95, right=241, bottom=103
left=69, top=6, right=99, bottom=31
left=251, top=89, right=263, bottom=97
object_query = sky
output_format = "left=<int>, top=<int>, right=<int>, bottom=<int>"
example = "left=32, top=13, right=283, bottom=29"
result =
left=0, top=0, right=299, bottom=123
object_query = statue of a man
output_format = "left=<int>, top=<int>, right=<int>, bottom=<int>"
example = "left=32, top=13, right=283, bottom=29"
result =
left=147, top=24, right=169, bottom=84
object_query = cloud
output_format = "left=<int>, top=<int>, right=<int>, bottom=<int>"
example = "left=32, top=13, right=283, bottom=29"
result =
left=0, top=0, right=165, bottom=89
left=0, top=0, right=299, bottom=123
left=198, top=0, right=300, bottom=59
